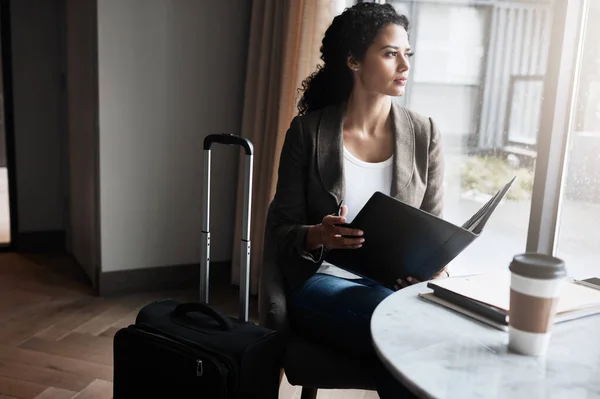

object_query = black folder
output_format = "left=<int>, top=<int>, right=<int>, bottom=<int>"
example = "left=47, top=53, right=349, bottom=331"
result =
left=324, top=177, right=516, bottom=289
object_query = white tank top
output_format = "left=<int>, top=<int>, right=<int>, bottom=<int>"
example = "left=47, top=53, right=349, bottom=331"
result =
left=316, top=145, right=393, bottom=279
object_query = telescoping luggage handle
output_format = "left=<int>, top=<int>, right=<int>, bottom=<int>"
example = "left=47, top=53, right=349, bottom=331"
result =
left=201, top=134, right=254, bottom=322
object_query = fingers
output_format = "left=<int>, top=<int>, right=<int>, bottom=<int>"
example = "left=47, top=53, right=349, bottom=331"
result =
left=339, top=236, right=364, bottom=248
left=320, top=231, right=364, bottom=250
left=434, top=268, right=449, bottom=279
left=323, top=214, right=346, bottom=226
left=395, top=277, right=420, bottom=290
left=340, top=204, right=348, bottom=218
left=396, top=279, right=410, bottom=290
left=337, top=226, right=364, bottom=237
left=326, top=236, right=364, bottom=250
left=321, top=210, right=365, bottom=250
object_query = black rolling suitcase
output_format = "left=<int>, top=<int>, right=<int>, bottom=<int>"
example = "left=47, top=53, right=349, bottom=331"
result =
left=113, top=134, right=284, bottom=399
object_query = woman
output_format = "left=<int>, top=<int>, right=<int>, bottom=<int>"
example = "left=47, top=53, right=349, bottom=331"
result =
left=265, top=3, right=447, bottom=398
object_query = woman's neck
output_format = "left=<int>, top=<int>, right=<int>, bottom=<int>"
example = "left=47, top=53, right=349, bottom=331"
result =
left=343, top=90, right=392, bottom=137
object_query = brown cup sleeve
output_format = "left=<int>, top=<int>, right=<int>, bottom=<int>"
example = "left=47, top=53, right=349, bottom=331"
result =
left=509, top=289, right=559, bottom=333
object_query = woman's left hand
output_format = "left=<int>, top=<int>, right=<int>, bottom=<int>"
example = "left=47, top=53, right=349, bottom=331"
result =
left=394, top=276, right=420, bottom=290
left=393, top=268, right=449, bottom=291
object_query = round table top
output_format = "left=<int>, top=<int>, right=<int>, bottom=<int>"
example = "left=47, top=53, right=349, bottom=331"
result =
left=370, top=278, right=600, bottom=399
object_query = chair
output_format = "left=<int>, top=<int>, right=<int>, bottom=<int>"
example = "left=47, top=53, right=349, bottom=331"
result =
left=259, top=233, right=377, bottom=398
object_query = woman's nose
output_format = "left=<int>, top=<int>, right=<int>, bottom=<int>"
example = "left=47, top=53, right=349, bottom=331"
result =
left=397, top=60, right=409, bottom=73
left=397, top=56, right=410, bottom=72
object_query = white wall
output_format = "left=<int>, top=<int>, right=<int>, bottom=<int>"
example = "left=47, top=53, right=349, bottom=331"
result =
left=10, top=0, right=65, bottom=232
left=97, top=0, right=250, bottom=272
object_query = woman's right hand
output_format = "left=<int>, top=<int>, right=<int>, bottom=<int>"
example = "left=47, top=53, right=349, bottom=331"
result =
left=318, top=205, right=365, bottom=250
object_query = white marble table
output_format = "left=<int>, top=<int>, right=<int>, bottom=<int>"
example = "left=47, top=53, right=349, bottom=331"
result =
left=370, top=279, right=600, bottom=399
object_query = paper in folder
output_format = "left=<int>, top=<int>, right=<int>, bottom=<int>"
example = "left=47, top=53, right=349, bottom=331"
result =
left=324, top=177, right=516, bottom=289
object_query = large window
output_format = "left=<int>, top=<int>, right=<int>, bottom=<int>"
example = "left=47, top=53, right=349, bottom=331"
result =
left=377, top=0, right=595, bottom=278
left=555, top=1, right=600, bottom=278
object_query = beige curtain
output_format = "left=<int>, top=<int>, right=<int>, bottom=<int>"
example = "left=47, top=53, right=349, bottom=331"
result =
left=230, top=0, right=342, bottom=295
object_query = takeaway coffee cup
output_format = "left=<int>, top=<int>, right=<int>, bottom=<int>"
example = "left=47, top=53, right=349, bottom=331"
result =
left=508, top=253, right=567, bottom=356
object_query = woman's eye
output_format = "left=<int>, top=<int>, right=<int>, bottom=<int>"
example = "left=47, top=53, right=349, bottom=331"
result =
left=406, top=52, right=415, bottom=58
left=386, top=51, right=398, bottom=57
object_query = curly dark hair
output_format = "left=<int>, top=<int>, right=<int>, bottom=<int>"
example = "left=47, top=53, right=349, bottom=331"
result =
left=296, top=3, right=410, bottom=116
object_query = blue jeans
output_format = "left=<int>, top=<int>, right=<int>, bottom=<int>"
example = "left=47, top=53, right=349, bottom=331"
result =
left=288, top=273, right=417, bottom=399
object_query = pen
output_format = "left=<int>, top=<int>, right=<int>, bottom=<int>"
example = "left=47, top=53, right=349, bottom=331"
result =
left=337, top=199, right=345, bottom=217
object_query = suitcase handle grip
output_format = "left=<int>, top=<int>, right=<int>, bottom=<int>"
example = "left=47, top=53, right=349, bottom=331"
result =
left=203, top=134, right=253, bottom=156
left=173, top=303, right=235, bottom=331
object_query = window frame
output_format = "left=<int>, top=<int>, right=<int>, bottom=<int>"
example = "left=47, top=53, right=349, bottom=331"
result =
left=526, top=0, right=590, bottom=256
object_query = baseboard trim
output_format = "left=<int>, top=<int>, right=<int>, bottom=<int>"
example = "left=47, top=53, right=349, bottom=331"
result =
left=17, top=230, right=66, bottom=253
left=97, top=260, right=231, bottom=297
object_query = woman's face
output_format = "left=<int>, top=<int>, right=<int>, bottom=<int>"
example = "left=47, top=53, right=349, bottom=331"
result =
left=351, top=23, right=412, bottom=97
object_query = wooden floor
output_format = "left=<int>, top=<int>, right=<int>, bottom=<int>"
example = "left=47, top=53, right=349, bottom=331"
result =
left=0, top=252, right=378, bottom=398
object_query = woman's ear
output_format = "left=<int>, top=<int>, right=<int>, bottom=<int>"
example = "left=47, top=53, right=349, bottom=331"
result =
left=346, top=55, right=360, bottom=72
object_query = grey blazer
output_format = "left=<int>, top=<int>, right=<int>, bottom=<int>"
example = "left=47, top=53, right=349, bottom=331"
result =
left=263, top=99, right=445, bottom=292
